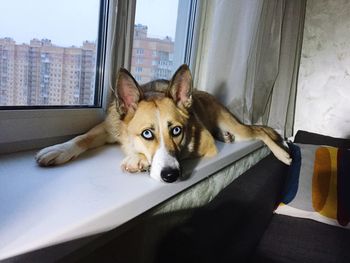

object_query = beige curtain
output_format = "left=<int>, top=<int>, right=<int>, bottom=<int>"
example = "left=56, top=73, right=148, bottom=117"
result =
left=194, top=0, right=306, bottom=137
left=104, top=0, right=136, bottom=105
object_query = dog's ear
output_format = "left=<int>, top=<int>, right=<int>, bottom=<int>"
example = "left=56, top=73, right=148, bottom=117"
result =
left=115, top=68, right=143, bottom=116
left=168, top=64, right=193, bottom=109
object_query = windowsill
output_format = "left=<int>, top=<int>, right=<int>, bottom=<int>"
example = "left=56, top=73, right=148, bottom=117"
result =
left=0, top=140, right=263, bottom=260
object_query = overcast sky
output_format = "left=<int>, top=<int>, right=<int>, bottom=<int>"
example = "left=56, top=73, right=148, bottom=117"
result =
left=135, top=0, right=178, bottom=39
left=0, top=0, right=178, bottom=47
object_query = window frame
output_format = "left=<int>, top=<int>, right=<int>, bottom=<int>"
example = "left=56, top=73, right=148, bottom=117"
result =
left=0, top=0, right=108, bottom=111
left=173, top=0, right=201, bottom=73
left=0, top=0, right=200, bottom=154
left=0, top=0, right=115, bottom=154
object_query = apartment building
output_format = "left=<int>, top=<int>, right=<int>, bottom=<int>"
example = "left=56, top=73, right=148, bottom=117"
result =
left=131, top=24, right=174, bottom=83
left=0, top=38, right=96, bottom=106
left=0, top=38, right=16, bottom=106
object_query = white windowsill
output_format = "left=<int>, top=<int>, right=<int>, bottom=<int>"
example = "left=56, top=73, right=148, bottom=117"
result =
left=0, top=140, right=263, bottom=260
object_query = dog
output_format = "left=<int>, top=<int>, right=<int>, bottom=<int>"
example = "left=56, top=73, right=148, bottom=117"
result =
left=36, top=64, right=291, bottom=183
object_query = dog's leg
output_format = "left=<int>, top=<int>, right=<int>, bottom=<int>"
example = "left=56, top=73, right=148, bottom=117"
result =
left=242, top=125, right=292, bottom=165
left=119, top=141, right=151, bottom=173
left=184, top=117, right=218, bottom=159
left=197, top=128, right=218, bottom=157
left=215, top=129, right=235, bottom=143
left=216, top=110, right=292, bottom=165
left=36, top=122, right=110, bottom=166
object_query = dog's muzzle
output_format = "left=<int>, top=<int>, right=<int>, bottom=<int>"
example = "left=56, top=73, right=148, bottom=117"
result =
left=160, top=167, right=181, bottom=183
left=150, top=146, right=181, bottom=183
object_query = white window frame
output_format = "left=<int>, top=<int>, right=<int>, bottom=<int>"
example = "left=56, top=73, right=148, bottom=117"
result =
left=173, top=0, right=202, bottom=74
left=0, top=0, right=200, bottom=154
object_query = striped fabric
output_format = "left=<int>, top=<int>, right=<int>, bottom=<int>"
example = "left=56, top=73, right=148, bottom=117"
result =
left=275, top=143, right=350, bottom=228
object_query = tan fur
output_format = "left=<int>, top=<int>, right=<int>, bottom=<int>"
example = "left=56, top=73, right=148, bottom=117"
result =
left=36, top=65, right=291, bottom=178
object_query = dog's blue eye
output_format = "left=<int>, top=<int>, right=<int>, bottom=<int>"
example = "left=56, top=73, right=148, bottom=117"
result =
left=141, top=129, right=154, bottom=140
left=171, top=126, right=182, bottom=137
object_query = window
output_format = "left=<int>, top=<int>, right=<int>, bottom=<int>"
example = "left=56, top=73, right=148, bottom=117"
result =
left=0, top=0, right=200, bottom=153
left=131, top=0, right=182, bottom=83
left=0, top=0, right=110, bottom=153
left=0, top=0, right=102, bottom=107
left=130, top=0, right=199, bottom=84
left=135, top=48, right=144, bottom=55
left=136, top=57, right=143, bottom=64
left=135, top=75, right=142, bottom=82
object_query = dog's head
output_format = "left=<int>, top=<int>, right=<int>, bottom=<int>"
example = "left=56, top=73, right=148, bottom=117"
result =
left=115, top=64, right=193, bottom=183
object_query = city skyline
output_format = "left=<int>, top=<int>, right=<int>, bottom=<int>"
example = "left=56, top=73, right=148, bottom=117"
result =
left=0, top=37, right=95, bottom=48
left=0, top=37, right=97, bottom=106
left=0, top=24, right=175, bottom=107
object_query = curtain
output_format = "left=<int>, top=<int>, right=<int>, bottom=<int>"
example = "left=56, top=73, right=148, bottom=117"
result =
left=104, top=0, right=136, bottom=105
left=194, top=0, right=306, bottom=137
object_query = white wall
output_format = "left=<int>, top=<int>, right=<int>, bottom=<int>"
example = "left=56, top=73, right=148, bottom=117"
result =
left=295, top=0, right=350, bottom=138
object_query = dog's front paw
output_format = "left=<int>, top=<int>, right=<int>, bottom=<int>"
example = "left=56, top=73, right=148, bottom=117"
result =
left=121, top=154, right=150, bottom=173
left=35, top=142, right=80, bottom=166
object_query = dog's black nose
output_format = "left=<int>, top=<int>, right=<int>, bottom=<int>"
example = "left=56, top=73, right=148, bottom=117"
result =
left=160, top=167, right=180, bottom=183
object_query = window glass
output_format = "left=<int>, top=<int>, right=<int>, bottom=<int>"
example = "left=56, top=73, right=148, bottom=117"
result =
left=0, top=0, right=101, bottom=106
left=131, top=0, right=179, bottom=83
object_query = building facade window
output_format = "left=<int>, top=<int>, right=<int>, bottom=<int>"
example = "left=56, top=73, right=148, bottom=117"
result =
left=136, top=48, right=144, bottom=55
left=136, top=57, right=143, bottom=64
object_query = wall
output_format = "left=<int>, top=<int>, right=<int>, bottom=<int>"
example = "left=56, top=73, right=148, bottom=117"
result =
left=294, top=0, right=350, bottom=138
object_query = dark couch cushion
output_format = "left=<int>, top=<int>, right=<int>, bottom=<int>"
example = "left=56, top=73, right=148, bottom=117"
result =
left=156, top=154, right=288, bottom=263
left=252, top=130, right=350, bottom=263
left=252, top=215, right=350, bottom=263
left=294, top=130, right=350, bottom=148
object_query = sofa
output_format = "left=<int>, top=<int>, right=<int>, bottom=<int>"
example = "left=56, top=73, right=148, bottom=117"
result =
left=156, top=130, right=350, bottom=263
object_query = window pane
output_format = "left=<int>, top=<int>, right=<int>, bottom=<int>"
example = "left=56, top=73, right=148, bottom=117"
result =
left=0, top=0, right=101, bottom=107
left=131, top=0, right=179, bottom=84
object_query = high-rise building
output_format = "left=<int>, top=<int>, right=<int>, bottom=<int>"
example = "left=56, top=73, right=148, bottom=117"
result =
left=80, top=41, right=97, bottom=105
left=0, top=38, right=96, bottom=106
left=131, top=24, right=174, bottom=83
left=0, top=38, right=16, bottom=106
